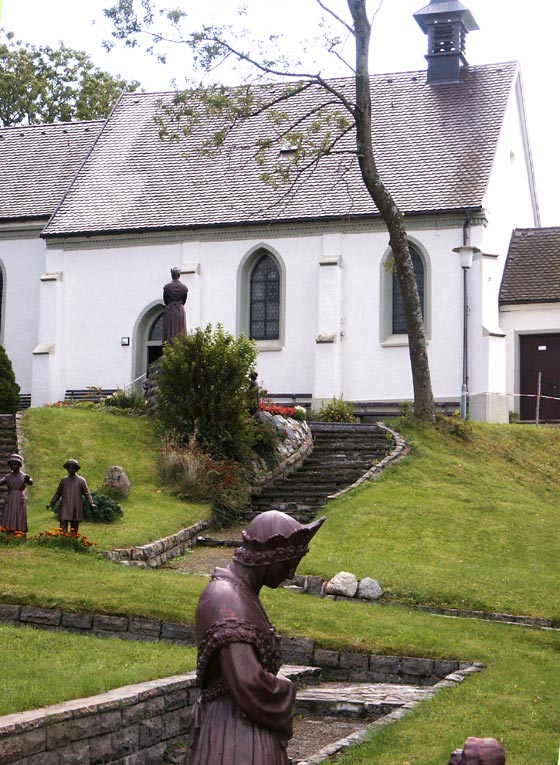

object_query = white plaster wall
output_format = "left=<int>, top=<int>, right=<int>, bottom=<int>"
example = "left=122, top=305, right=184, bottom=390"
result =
left=0, top=233, right=45, bottom=396
left=340, top=226, right=466, bottom=403
left=39, top=215, right=533, bottom=417
left=500, top=302, right=560, bottom=414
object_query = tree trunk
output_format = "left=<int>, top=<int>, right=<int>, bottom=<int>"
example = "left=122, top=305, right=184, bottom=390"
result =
left=348, top=0, right=436, bottom=423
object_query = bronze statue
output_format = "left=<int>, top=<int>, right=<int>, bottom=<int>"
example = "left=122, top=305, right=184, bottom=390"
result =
left=0, top=454, right=33, bottom=534
left=163, top=266, right=188, bottom=342
left=188, top=510, right=325, bottom=765
left=248, top=370, right=260, bottom=414
left=45, top=459, right=96, bottom=534
left=449, top=737, right=505, bottom=765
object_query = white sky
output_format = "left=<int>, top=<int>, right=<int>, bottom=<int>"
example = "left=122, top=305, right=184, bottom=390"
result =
left=1, top=0, right=557, bottom=225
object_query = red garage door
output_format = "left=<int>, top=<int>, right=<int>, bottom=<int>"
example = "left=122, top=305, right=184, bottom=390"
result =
left=520, top=334, right=560, bottom=421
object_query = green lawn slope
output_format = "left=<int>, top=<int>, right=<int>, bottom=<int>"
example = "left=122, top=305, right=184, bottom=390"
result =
left=20, top=407, right=210, bottom=548
left=1, top=409, right=559, bottom=763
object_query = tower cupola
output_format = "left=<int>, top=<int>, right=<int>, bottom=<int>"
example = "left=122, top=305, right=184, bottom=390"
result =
left=414, top=0, right=479, bottom=84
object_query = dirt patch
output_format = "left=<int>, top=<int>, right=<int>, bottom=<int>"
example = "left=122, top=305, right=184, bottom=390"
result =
left=162, top=527, right=244, bottom=576
left=288, top=715, right=368, bottom=762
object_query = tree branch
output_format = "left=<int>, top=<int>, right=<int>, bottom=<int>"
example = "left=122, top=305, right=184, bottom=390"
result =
left=316, top=0, right=355, bottom=36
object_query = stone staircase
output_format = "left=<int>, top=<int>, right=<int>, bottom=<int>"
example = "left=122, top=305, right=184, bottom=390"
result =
left=0, top=414, right=18, bottom=513
left=249, top=422, right=394, bottom=522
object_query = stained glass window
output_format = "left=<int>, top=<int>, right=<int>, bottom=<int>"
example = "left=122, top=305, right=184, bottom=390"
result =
left=250, top=254, right=280, bottom=340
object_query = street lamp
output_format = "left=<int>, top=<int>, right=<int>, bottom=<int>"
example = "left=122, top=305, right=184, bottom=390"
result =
left=453, top=245, right=480, bottom=419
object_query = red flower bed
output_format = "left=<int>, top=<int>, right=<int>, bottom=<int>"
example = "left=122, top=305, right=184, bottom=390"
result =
left=258, top=402, right=295, bottom=417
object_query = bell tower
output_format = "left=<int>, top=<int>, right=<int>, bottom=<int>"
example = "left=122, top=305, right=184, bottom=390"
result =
left=414, top=0, right=479, bottom=84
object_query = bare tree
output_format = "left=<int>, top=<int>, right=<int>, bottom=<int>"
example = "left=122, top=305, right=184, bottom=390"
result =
left=104, top=0, right=437, bottom=422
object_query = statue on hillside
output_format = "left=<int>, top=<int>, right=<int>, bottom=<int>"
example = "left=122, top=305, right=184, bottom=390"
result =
left=187, top=510, right=325, bottom=765
left=45, top=459, right=96, bottom=534
left=0, top=454, right=33, bottom=535
left=248, top=370, right=260, bottom=414
left=163, top=266, right=188, bottom=342
left=448, top=737, right=506, bottom=765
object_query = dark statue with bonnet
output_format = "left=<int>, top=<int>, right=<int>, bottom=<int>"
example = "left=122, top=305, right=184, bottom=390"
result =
left=448, top=737, right=505, bottom=765
left=188, top=510, right=325, bottom=765
left=163, top=266, right=188, bottom=342
left=0, top=454, right=33, bottom=534
left=46, top=459, right=96, bottom=534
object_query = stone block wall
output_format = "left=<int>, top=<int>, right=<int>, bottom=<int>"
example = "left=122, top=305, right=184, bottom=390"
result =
left=102, top=520, right=209, bottom=568
left=0, top=604, right=195, bottom=644
left=0, top=675, right=197, bottom=765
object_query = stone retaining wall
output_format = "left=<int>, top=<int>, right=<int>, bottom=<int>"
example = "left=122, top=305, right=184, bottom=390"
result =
left=101, top=520, right=209, bottom=568
left=0, top=627, right=480, bottom=765
left=0, top=674, right=197, bottom=765
left=252, top=417, right=313, bottom=491
left=0, top=604, right=195, bottom=644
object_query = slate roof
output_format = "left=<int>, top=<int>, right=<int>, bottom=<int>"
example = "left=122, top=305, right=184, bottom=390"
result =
left=500, top=228, right=560, bottom=305
left=0, top=121, right=103, bottom=221
left=41, top=61, right=518, bottom=237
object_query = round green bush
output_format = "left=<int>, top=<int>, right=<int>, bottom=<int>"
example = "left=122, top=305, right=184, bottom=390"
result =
left=51, top=491, right=123, bottom=523
left=317, top=397, right=357, bottom=423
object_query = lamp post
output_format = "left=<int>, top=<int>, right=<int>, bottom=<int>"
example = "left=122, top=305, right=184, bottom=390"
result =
left=453, top=245, right=479, bottom=419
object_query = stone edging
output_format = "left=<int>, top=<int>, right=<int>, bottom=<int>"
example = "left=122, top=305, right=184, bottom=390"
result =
left=327, top=422, right=409, bottom=500
left=0, top=604, right=195, bottom=644
left=101, top=520, right=209, bottom=568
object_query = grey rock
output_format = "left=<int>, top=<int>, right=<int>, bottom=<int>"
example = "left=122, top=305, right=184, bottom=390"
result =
left=325, top=571, right=358, bottom=598
left=357, top=577, right=384, bottom=601
left=102, top=465, right=131, bottom=498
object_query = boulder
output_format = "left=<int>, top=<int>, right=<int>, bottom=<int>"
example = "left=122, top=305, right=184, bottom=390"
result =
left=357, top=577, right=384, bottom=601
left=102, top=465, right=131, bottom=498
left=325, top=571, right=358, bottom=598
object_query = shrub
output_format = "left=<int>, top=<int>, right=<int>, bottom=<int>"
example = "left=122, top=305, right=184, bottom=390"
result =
left=159, top=439, right=251, bottom=526
left=157, top=324, right=257, bottom=462
left=317, top=397, right=357, bottom=423
left=0, top=345, right=20, bottom=413
left=160, top=437, right=214, bottom=501
left=103, top=388, right=146, bottom=413
left=292, top=405, right=307, bottom=422
left=50, top=491, right=123, bottom=523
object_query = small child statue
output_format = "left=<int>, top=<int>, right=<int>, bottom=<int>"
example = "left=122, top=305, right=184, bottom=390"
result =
left=0, top=454, right=33, bottom=535
left=45, top=459, right=96, bottom=534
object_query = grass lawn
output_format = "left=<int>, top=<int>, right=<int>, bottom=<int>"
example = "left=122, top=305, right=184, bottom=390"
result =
left=20, top=407, right=211, bottom=548
left=301, top=419, right=560, bottom=621
left=2, top=408, right=560, bottom=762
left=0, top=624, right=197, bottom=716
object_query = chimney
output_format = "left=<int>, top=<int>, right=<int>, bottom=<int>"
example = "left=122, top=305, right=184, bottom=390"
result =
left=414, top=0, right=479, bottom=84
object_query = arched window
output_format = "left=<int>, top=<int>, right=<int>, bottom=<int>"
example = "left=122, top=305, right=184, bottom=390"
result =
left=392, top=245, right=425, bottom=334
left=250, top=253, right=280, bottom=341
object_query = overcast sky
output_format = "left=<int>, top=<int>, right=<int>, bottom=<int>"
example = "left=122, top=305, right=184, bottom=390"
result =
left=1, top=0, right=557, bottom=225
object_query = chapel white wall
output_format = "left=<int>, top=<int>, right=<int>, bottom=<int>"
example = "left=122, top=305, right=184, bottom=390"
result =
left=0, top=233, right=45, bottom=397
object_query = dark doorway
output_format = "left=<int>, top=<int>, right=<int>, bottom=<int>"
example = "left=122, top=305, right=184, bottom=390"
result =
left=519, top=334, right=560, bottom=421
left=147, top=313, right=164, bottom=371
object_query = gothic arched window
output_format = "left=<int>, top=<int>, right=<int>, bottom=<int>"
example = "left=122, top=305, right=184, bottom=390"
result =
left=250, top=253, right=280, bottom=341
left=392, top=246, right=425, bottom=334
